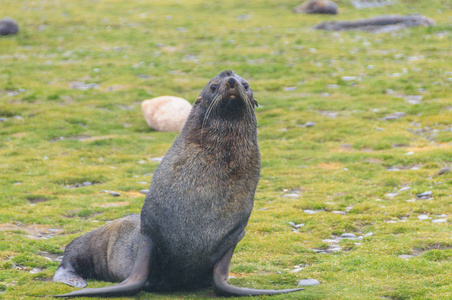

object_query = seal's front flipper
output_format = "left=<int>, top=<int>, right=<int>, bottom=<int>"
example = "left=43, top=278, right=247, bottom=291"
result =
left=54, top=234, right=153, bottom=298
left=53, top=265, right=87, bottom=288
left=212, top=245, right=303, bottom=297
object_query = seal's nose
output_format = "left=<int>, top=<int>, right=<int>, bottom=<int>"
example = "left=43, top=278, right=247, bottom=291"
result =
left=227, top=77, right=236, bottom=89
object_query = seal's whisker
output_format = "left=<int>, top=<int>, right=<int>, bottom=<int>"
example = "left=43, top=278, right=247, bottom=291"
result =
left=237, top=85, right=254, bottom=116
left=201, top=93, right=221, bottom=146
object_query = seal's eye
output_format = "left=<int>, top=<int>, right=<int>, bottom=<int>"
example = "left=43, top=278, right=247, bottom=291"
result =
left=210, top=84, right=218, bottom=93
left=243, top=82, right=249, bottom=90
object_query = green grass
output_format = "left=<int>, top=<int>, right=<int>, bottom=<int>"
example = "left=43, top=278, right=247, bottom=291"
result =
left=1, top=0, right=451, bottom=299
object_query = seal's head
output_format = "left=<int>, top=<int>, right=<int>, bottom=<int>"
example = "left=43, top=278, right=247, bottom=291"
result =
left=195, top=70, right=257, bottom=120
left=182, top=70, right=258, bottom=145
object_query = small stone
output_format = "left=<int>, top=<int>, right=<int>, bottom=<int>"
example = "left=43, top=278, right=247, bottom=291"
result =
left=70, top=82, right=98, bottom=90
left=298, top=279, right=320, bottom=286
left=438, top=167, right=450, bottom=175
left=341, top=76, right=357, bottom=81
left=283, top=86, right=297, bottom=91
left=29, top=267, right=44, bottom=274
left=13, top=115, right=24, bottom=120
left=149, top=157, right=164, bottom=162
left=236, top=14, right=251, bottom=21
left=304, top=121, right=316, bottom=127
left=384, top=112, right=407, bottom=120
left=405, top=152, right=414, bottom=155
left=303, top=210, right=317, bottom=214
left=332, top=211, right=346, bottom=215
left=82, top=182, right=92, bottom=186
left=322, top=239, right=338, bottom=244
left=365, top=232, right=374, bottom=237
left=385, top=192, right=398, bottom=198
left=398, top=254, right=414, bottom=260
left=142, top=96, right=192, bottom=132
left=291, top=268, right=304, bottom=273
left=340, top=233, right=356, bottom=239
left=283, top=193, right=300, bottom=199
left=416, top=191, right=432, bottom=199
left=0, top=117, right=8, bottom=122
left=432, top=219, right=446, bottom=223
left=109, top=191, right=121, bottom=197
left=140, top=190, right=149, bottom=195
left=294, top=223, right=305, bottom=228
left=399, top=187, right=411, bottom=192
left=418, top=214, right=429, bottom=220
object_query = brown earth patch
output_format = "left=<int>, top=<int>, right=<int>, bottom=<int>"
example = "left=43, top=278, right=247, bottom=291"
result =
left=317, top=162, right=343, bottom=169
left=26, top=197, right=49, bottom=204
left=0, top=223, right=63, bottom=239
left=11, top=132, right=27, bottom=137
left=365, top=158, right=384, bottom=164
left=93, top=201, right=129, bottom=208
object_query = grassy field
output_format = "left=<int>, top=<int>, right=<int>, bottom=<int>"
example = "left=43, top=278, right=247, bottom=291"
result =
left=0, top=0, right=451, bottom=299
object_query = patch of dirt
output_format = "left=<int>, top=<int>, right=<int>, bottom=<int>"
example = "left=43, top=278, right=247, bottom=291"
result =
left=26, top=197, right=48, bottom=204
left=62, top=135, right=117, bottom=142
left=124, top=191, right=145, bottom=197
left=365, top=158, right=383, bottom=164
left=411, top=244, right=452, bottom=256
left=318, top=110, right=340, bottom=118
left=385, top=164, right=422, bottom=171
left=93, top=202, right=129, bottom=208
left=10, top=132, right=27, bottom=137
left=228, top=272, right=248, bottom=278
left=317, top=162, right=343, bottom=169
left=33, top=277, right=52, bottom=282
left=0, top=223, right=63, bottom=239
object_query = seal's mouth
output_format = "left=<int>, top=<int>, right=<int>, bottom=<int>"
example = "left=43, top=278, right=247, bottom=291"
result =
left=225, top=88, right=242, bottom=100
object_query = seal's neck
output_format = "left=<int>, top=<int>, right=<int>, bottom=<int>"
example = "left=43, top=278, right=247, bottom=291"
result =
left=183, top=114, right=258, bottom=151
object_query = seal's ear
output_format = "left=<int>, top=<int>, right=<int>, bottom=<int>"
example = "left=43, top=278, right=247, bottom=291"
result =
left=253, top=97, right=258, bottom=107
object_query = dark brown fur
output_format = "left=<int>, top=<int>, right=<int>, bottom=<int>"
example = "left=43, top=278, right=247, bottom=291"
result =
left=53, top=71, right=302, bottom=297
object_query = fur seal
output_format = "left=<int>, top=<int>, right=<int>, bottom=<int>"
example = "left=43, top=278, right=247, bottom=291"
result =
left=52, top=70, right=303, bottom=297
left=293, top=0, right=338, bottom=15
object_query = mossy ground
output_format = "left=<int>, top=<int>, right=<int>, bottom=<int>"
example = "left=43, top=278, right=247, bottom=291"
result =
left=0, top=0, right=451, bottom=299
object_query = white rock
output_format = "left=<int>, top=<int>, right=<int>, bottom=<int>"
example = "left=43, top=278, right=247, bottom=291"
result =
left=432, top=219, right=446, bottom=223
left=298, top=279, right=320, bottom=286
left=142, top=96, right=192, bottom=132
left=418, top=214, right=429, bottom=220
left=283, top=193, right=300, bottom=198
left=340, top=233, right=356, bottom=239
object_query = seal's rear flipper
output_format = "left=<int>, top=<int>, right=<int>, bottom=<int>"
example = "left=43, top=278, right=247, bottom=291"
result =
left=53, top=264, right=87, bottom=288
left=54, top=234, right=153, bottom=298
left=212, top=245, right=303, bottom=297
